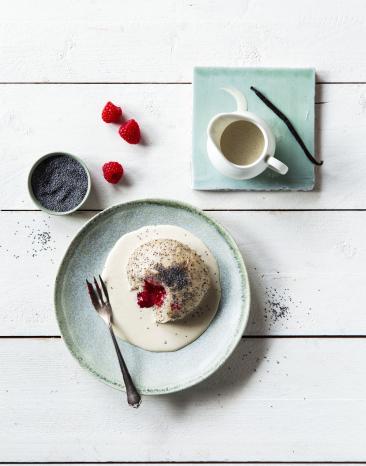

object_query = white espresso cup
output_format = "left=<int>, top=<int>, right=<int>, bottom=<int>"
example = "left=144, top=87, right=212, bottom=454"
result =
left=206, top=87, right=288, bottom=180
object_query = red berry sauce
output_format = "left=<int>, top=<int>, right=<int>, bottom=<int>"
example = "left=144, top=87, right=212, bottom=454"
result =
left=137, top=279, right=166, bottom=308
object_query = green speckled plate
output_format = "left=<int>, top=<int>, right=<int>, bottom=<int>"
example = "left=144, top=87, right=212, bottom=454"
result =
left=54, top=199, right=250, bottom=395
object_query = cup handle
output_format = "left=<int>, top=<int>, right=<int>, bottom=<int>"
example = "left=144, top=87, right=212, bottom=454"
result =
left=267, top=156, right=288, bottom=175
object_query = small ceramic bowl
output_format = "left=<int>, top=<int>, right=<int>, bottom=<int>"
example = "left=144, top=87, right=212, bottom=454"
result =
left=28, top=152, right=91, bottom=215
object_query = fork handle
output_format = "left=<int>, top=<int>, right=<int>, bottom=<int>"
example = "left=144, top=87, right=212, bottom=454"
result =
left=109, top=326, right=141, bottom=408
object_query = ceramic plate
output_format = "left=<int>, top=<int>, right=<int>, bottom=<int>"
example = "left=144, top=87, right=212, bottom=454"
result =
left=54, top=199, right=250, bottom=394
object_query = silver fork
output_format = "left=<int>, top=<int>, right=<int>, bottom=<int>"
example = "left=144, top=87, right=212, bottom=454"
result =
left=86, top=275, right=141, bottom=408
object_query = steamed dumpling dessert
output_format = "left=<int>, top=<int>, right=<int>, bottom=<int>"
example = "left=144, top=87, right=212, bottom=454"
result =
left=102, top=225, right=221, bottom=352
left=127, top=239, right=210, bottom=323
left=127, top=238, right=210, bottom=323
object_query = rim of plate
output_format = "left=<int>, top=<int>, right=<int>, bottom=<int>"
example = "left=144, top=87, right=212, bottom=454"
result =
left=54, top=198, right=251, bottom=395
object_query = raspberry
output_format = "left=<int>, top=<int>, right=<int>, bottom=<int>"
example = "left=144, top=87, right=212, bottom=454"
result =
left=137, top=280, right=166, bottom=308
left=119, top=119, right=141, bottom=144
left=101, top=101, right=122, bottom=123
left=102, top=161, right=124, bottom=184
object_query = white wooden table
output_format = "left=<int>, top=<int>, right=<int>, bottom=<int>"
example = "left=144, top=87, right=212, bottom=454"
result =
left=1, top=0, right=366, bottom=462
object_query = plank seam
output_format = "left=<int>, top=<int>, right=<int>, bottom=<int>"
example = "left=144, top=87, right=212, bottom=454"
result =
left=2, top=462, right=366, bottom=464
left=2, top=209, right=366, bottom=213
left=2, top=335, right=366, bottom=339
left=0, top=81, right=363, bottom=85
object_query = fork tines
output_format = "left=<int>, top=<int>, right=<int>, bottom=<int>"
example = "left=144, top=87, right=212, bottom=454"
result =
left=86, top=275, right=110, bottom=309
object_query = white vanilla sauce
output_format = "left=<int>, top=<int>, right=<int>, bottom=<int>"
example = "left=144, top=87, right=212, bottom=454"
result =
left=102, top=225, right=221, bottom=352
left=220, top=120, right=265, bottom=165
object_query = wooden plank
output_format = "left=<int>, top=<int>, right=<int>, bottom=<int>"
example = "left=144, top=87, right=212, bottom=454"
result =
left=0, top=337, right=365, bottom=461
left=1, top=210, right=365, bottom=336
left=0, top=0, right=365, bottom=82
left=0, top=211, right=93, bottom=335
left=1, top=83, right=366, bottom=210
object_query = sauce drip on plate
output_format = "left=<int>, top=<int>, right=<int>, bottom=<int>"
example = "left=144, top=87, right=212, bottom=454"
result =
left=102, top=225, right=221, bottom=352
